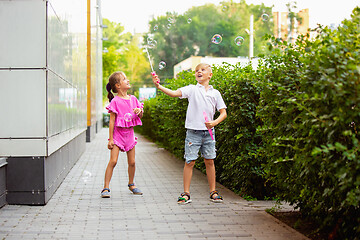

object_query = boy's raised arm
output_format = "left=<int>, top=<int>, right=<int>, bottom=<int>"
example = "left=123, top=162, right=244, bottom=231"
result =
left=152, top=73, right=182, bottom=98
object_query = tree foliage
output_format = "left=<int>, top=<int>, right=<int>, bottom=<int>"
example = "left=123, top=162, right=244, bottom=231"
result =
left=144, top=0, right=273, bottom=79
left=102, top=19, right=151, bottom=101
left=102, top=1, right=275, bottom=99
left=102, top=18, right=131, bottom=50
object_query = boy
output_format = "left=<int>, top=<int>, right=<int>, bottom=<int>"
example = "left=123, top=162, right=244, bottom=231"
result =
left=152, top=63, right=227, bottom=204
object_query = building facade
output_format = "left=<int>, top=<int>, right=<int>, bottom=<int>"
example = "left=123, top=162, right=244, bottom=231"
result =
left=0, top=0, right=103, bottom=206
left=273, top=8, right=309, bottom=43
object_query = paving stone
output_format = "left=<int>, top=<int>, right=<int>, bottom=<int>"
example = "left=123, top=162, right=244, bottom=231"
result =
left=0, top=129, right=309, bottom=240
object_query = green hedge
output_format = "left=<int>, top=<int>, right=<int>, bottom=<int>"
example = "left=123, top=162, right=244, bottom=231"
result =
left=258, top=9, right=360, bottom=238
left=212, top=63, right=270, bottom=198
left=140, top=7, right=360, bottom=238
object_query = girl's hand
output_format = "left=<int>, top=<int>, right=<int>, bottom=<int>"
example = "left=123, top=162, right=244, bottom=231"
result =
left=108, top=139, right=114, bottom=150
left=133, top=108, right=143, bottom=118
left=133, top=108, right=142, bottom=115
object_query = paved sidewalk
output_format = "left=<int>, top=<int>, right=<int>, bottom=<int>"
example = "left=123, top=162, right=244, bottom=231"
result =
left=0, top=129, right=309, bottom=239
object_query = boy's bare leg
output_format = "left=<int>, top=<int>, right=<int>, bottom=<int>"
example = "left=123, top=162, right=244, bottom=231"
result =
left=183, top=161, right=195, bottom=196
left=204, top=158, right=217, bottom=196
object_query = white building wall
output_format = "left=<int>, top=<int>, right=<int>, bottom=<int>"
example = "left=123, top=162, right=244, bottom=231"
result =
left=0, top=0, right=87, bottom=157
left=95, top=1, right=104, bottom=131
left=47, top=0, right=87, bottom=155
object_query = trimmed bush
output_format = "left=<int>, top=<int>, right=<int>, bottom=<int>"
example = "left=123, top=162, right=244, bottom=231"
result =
left=258, top=8, right=360, bottom=238
left=211, top=63, right=270, bottom=198
left=141, top=7, right=360, bottom=238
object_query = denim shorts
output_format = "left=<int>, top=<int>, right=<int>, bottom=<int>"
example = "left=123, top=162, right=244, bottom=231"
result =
left=184, top=129, right=216, bottom=164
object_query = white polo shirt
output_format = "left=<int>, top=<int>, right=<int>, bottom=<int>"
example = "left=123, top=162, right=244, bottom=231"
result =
left=179, top=83, right=227, bottom=130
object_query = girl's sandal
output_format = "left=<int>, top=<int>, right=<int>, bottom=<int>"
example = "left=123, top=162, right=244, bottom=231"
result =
left=177, top=192, right=192, bottom=204
left=210, top=190, right=223, bottom=203
left=128, top=183, right=143, bottom=195
left=101, top=188, right=111, bottom=198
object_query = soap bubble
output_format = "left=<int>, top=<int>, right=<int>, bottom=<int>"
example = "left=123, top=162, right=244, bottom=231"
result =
left=222, top=5, right=228, bottom=11
left=168, top=17, right=175, bottom=24
left=124, top=113, right=132, bottom=122
left=167, top=24, right=172, bottom=29
left=187, top=18, right=192, bottom=24
left=82, top=170, right=92, bottom=183
left=158, top=61, right=166, bottom=70
left=211, top=34, right=222, bottom=44
left=150, top=40, right=157, bottom=48
left=154, top=25, right=158, bottom=31
left=234, top=36, right=244, bottom=46
left=261, top=13, right=269, bottom=21
left=147, top=37, right=157, bottom=48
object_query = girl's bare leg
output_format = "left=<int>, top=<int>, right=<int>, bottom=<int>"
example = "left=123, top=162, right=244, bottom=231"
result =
left=103, top=145, right=120, bottom=190
left=126, top=147, right=136, bottom=189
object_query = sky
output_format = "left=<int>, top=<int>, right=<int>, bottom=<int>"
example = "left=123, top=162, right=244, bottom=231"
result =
left=101, top=0, right=359, bottom=33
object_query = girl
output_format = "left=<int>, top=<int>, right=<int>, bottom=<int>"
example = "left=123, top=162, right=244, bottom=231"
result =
left=101, top=71, right=143, bottom=198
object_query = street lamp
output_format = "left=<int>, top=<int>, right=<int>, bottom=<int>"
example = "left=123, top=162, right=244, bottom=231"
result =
left=245, top=15, right=254, bottom=60
left=249, top=14, right=254, bottom=59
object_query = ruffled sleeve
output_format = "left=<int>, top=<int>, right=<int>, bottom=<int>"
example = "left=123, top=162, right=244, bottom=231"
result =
left=106, top=99, right=118, bottom=114
left=133, top=95, right=144, bottom=109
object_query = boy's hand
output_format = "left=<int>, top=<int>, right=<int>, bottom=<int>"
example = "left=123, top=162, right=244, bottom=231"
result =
left=152, top=74, right=160, bottom=87
left=205, top=120, right=216, bottom=129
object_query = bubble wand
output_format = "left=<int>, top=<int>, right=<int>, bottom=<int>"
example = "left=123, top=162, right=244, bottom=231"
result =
left=203, top=111, right=214, bottom=141
left=145, top=46, right=159, bottom=83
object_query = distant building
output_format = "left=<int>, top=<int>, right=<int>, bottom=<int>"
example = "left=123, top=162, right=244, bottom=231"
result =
left=139, top=87, right=157, bottom=102
left=173, top=56, right=259, bottom=78
left=273, top=8, right=309, bottom=42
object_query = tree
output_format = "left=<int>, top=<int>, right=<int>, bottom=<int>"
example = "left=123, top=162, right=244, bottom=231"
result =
left=102, top=19, right=151, bottom=101
left=121, top=34, right=152, bottom=93
left=102, top=18, right=131, bottom=50
left=144, top=1, right=273, bottom=78
left=102, top=46, right=122, bottom=102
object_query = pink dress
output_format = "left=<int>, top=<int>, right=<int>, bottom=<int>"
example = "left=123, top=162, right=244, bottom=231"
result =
left=106, top=95, right=143, bottom=152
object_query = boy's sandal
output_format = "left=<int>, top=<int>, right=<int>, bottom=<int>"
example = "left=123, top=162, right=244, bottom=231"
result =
left=101, top=188, right=111, bottom=198
left=128, top=183, right=143, bottom=195
left=210, top=190, right=223, bottom=203
left=177, top=192, right=192, bottom=204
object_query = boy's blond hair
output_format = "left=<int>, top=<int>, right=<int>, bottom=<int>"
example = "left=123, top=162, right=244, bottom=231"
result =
left=195, top=63, right=212, bottom=73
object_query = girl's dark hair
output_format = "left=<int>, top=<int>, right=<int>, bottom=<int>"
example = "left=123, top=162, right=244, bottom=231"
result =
left=106, top=71, right=124, bottom=102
